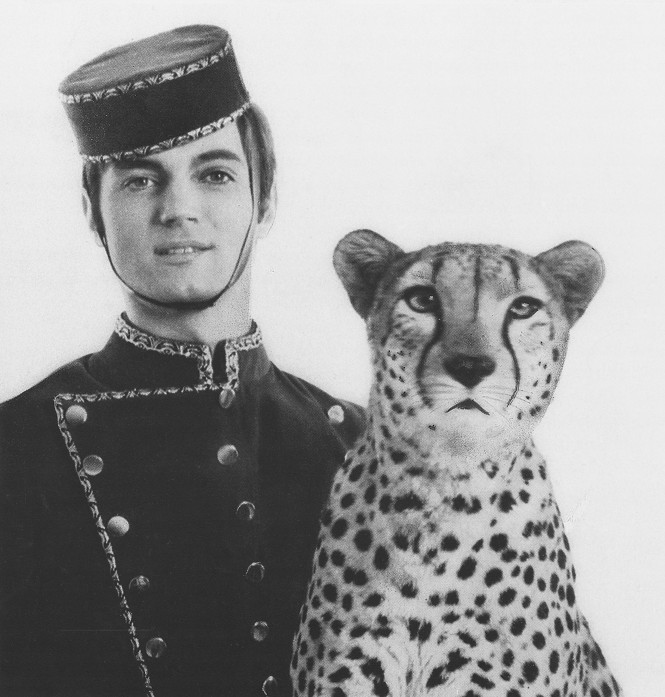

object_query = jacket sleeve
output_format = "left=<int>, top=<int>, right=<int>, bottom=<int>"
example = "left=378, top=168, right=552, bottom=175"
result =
left=0, top=398, right=42, bottom=689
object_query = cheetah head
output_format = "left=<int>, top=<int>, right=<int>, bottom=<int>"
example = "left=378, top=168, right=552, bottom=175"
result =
left=334, top=231, right=604, bottom=455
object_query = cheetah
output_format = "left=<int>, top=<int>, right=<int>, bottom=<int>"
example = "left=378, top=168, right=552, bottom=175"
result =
left=291, top=231, right=622, bottom=697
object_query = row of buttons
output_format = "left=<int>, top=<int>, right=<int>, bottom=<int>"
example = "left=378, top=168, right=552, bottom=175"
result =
left=64, top=385, right=238, bottom=433
left=83, top=448, right=246, bottom=478
left=128, top=566, right=264, bottom=591
left=67, top=396, right=343, bottom=432
left=77, top=434, right=289, bottom=486
left=139, top=619, right=271, bottom=658
left=104, top=499, right=258, bottom=539
left=221, top=388, right=277, bottom=696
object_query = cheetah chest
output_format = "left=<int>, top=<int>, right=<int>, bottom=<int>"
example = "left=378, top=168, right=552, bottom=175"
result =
left=292, top=442, right=618, bottom=697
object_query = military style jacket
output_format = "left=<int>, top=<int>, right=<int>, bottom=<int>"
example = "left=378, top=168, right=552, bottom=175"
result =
left=0, top=316, right=365, bottom=697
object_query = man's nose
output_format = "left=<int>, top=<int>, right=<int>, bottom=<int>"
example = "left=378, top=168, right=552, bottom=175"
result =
left=444, top=353, right=496, bottom=388
left=156, top=178, right=200, bottom=225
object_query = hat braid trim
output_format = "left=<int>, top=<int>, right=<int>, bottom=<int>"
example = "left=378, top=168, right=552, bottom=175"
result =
left=80, top=101, right=251, bottom=163
left=60, top=40, right=233, bottom=104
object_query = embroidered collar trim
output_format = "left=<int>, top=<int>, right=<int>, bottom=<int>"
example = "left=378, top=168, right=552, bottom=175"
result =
left=114, top=314, right=263, bottom=387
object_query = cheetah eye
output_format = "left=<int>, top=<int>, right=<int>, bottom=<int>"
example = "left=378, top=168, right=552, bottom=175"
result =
left=509, top=296, right=543, bottom=320
left=403, top=286, right=438, bottom=313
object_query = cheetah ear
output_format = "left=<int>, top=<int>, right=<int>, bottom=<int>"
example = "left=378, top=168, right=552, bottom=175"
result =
left=334, top=229, right=404, bottom=319
left=536, top=241, right=605, bottom=325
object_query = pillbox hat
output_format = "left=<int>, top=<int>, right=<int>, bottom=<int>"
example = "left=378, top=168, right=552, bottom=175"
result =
left=59, top=24, right=250, bottom=162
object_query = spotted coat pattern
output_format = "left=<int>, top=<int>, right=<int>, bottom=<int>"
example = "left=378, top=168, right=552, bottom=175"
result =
left=291, top=232, right=620, bottom=697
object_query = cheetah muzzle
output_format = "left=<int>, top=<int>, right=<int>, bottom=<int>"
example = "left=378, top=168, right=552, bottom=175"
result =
left=291, top=231, right=622, bottom=697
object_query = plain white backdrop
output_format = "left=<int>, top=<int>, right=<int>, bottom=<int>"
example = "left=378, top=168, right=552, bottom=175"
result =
left=1, top=1, right=663, bottom=693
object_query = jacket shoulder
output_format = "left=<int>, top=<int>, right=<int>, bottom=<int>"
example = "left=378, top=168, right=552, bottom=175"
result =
left=0, top=355, right=98, bottom=416
left=270, top=366, right=367, bottom=445
left=0, top=356, right=102, bottom=458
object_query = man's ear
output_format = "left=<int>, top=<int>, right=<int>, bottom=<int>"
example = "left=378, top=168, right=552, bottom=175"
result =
left=333, top=229, right=404, bottom=319
left=536, top=240, right=605, bottom=325
left=81, top=188, right=105, bottom=247
left=255, top=182, right=276, bottom=240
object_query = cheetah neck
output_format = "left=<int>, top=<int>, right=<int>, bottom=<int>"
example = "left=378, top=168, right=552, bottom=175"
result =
left=357, top=411, right=557, bottom=535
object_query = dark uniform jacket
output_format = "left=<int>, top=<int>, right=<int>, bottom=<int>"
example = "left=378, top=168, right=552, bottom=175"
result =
left=0, top=316, right=365, bottom=697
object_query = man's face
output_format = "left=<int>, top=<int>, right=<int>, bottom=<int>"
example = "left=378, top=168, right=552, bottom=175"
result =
left=97, top=124, right=257, bottom=304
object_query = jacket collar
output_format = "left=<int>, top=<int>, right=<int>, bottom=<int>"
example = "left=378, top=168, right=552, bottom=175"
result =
left=87, top=313, right=270, bottom=390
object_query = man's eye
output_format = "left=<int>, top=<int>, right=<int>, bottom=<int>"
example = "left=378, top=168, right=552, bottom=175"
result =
left=509, top=296, right=543, bottom=319
left=124, top=176, right=155, bottom=191
left=403, top=286, right=438, bottom=313
left=203, top=170, right=233, bottom=185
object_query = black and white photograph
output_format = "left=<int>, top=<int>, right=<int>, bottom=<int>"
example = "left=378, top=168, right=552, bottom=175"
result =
left=1, top=2, right=663, bottom=696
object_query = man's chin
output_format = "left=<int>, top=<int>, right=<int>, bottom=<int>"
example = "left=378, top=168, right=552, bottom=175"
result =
left=130, top=284, right=223, bottom=307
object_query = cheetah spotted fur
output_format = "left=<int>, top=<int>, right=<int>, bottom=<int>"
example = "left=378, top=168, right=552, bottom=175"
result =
left=291, top=231, right=621, bottom=697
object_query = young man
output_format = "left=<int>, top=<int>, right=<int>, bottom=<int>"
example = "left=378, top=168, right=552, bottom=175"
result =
left=0, top=25, right=364, bottom=697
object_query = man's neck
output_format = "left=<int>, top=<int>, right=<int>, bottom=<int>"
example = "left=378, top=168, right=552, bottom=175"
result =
left=123, top=273, right=253, bottom=349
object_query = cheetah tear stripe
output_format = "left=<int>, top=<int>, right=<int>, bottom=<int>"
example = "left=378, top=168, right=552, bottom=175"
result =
left=291, top=233, right=619, bottom=697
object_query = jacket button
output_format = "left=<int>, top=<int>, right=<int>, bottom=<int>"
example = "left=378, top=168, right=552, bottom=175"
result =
left=262, top=675, right=278, bottom=696
left=252, top=621, right=269, bottom=642
left=236, top=501, right=256, bottom=521
left=218, top=386, right=236, bottom=408
left=217, top=444, right=239, bottom=465
left=327, top=404, right=345, bottom=424
left=245, top=562, right=265, bottom=583
left=65, top=404, right=88, bottom=426
left=82, top=455, right=104, bottom=476
left=145, top=637, right=167, bottom=659
left=107, top=516, right=130, bottom=537
left=128, top=575, right=151, bottom=593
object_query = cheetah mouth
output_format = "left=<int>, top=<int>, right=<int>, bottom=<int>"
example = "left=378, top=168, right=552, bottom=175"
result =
left=447, top=399, right=490, bottom=415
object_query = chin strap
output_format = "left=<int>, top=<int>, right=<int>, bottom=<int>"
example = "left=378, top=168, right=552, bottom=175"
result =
left=100, top=158, right=256, bottom=311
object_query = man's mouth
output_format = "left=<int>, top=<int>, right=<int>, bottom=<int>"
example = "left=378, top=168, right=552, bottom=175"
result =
left=155, top=243, right=213, bottom=257
left=446, top=398, right=490, bottom=415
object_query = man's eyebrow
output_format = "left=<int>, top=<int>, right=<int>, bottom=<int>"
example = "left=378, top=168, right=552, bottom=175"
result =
left=193, top=149, right=244, bottom=165
left=108, top=148, right=244, bottom=173
left=110, top=159, right=164, bottom=173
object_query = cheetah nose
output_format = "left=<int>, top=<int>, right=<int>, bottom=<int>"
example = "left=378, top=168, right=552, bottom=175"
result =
left=444, top=354, right=496, bottom=388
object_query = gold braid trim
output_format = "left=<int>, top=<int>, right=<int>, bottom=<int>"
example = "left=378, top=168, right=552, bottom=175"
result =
left=60, top=41, right=233, bottom=104
left=54, top=395, right=156, bottom=697
left=82, top=102, right=250, bottom=163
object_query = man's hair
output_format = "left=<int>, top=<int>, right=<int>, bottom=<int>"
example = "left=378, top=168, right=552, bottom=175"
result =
left=82, top=103, right=276, bottom=239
